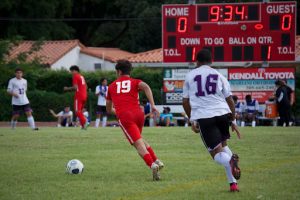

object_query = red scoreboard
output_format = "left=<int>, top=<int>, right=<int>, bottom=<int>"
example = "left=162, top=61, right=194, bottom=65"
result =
left=162, top=2, right=296, bottom=63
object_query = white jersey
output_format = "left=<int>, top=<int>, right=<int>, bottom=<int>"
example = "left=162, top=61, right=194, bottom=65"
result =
left=57, top=111, right=73, bottom=118
left=7, top=77, right=30, bottom=105
left=95, top=85, right=108, bottom=106
left=183, top=65, right=232, bottom=120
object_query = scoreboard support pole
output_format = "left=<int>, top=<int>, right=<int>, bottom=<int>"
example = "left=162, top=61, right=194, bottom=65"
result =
left=188, top=0, right=195, bottom=69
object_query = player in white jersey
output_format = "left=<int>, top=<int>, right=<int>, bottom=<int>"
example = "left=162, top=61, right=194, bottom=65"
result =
left=182, top=49, right=241, bottom=192
left=95, top=78, right=108, bottom=127
left=7, top=68, right=38, bottom=130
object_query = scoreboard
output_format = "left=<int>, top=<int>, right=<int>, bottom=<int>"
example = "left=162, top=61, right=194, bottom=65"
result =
left=162, top=2, right=296, bottom=63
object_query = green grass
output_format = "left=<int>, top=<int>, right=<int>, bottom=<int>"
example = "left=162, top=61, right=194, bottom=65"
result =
left=0, top=127, right=299, bottom=200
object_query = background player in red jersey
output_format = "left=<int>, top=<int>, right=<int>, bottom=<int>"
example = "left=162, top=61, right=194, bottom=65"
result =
left=64, top=65, right=89, bottom=130
left=106, top=60, right=164, bottom=181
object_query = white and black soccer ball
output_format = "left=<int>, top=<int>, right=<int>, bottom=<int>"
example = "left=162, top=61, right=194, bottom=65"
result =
left=66, top=159, right=84, bottom=174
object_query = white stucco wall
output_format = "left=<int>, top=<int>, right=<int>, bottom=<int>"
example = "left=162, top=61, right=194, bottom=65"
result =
left=78, top=53, right=103, bottom=71
left=51, top=46, right=80, bottom=70
left=78, top=53, right=115, bottom=71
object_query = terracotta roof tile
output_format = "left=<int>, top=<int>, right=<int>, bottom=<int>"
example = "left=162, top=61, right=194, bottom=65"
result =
left=128, top=48, right=162, bottom=63
left=80, top=47, right=135, bottom=62
left=7, top=40, right=83, bottom=65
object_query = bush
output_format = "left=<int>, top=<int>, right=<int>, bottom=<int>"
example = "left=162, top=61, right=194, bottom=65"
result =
left=0, top=65, right=164, bottom=121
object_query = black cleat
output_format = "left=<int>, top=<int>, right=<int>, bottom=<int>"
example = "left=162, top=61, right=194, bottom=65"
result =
left=230, top=154, right=241, bottom=180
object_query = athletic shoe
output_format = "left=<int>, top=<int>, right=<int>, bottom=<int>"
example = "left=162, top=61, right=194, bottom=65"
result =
left=32, top=128, right=39, bottom=131
left=230, top=154, right=241, bottom=180
left=155, top=159, right=164, bottom=170
left=82, top=122, right=90, bottom=130
left=230, top=183, right=239, bottom=192
left=151, top=163, right=160, bottom=181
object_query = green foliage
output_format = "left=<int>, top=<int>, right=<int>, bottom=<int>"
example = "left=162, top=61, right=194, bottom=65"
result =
left=0, top=65, right=164, bottom=121
left=0, top=0, right=73, bottom=40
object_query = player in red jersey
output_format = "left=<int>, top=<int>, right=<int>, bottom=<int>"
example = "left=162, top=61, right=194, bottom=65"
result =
left=106, top=60, right=164, bottom=181
left=64, top=65, right=89, bottom=130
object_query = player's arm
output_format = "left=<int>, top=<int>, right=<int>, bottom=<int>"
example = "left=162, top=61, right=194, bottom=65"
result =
left=226, top=96, right=241, bottom=139
left=182, top=98, right=191, bottom=119
left=49, top=109, right=58, bottom=118
left=95, top=86, right=100, bottom=96
left=290, top=91, right=295, bottom=105
left=106, top=100, right=115, bottom=115
left=64, top=75, right=78, bottom=92
left=138, top=82, right=158, bottom=113
left=7, top=80, right=19, bottom=98
left=221, top=76, right=241, bottom=139
left=64, top=85, right=77, bottom=92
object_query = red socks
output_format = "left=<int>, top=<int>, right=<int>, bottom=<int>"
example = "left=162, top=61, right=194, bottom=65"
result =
left=143, top=154, right=154, bottom=168
left=147, top=146, right=157, bottom=161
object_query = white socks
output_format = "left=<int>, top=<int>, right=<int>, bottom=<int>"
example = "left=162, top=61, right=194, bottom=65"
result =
left=241, top=121, right=245, bottom=127
left=214, top=150, right=236, bottom=184
left=252, top=121, right=256, bottom=127
left=222, top=146, right=233, bottom=157
left=102, top=116, right=107, bottom=127
left=149, top=118, right=154, bottom=127
left=95, top=118, right=100, bottom=128
left=27, top=116, right=36, bottom=129
left=11, top=120, right=17, bottom=129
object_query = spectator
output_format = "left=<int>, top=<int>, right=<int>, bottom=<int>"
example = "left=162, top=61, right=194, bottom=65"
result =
left=275, top=80, right=291, bottom=127
left=159, top=107, right=173, bottom=126
left=232, top=95, right=243, bottom=126
left=76, top=108, right=90, bottom=127
left=280, top=79, right=294, bottom=126
left=49, top=106, right=73, bottom=127
left=95, top=78, right=108, bottom=128
left=141, top=99, right=154, bottom=126
left=241, top=95, right=259, bottom=127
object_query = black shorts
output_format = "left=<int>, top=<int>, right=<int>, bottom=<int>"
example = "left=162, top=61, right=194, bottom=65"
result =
left=197, top=114, right=231, bottom=151
left=12, top=104, right=32, bottom=115
left=96, top=105, right=107, bottom=115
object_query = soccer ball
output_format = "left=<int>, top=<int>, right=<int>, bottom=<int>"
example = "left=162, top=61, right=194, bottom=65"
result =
left=66, top=159, right=84, bottom=174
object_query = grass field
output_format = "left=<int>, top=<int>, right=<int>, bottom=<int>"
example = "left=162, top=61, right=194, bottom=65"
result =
left=0, top=126, right=299, bottom=200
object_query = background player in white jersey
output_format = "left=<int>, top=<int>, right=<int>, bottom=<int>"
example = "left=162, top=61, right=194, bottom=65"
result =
left=95, top=78, right=108, bottom=127
left=182, top=49, right=241, bottom=192
left=7, top=68, right=38, bottom=130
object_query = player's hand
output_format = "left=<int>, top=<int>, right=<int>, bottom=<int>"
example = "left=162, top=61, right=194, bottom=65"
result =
left=231, top=123, right=241, bottom=139
left=191, top=121, right=200, bottom=133
left=151, top=105, right=159, bottom=114
left=13, top=93, right=19, bottom=98
left=63, top=87, right=68, bottom=91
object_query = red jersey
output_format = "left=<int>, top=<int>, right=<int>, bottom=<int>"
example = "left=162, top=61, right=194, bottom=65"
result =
left=107, top=76, right=142, bottom=116
left=72, top=73, right=87, bottom=100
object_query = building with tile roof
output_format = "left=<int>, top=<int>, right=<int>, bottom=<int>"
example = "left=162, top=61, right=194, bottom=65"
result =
left=6, top=40, right=135, bottom=71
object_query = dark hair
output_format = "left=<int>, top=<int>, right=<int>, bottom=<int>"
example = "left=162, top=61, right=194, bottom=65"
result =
left=100, top=78, right=107, bottom=84
left=15, top=68, right=23, bottom=72
left=275, top=80, right=281, bottom=86
left=232, top=95, right=238, bottom=101
left=163, top=107, right=171, bottom=112
left=245, top=95, right=251, bottom=100
left=196, top=49, right=212, bottom=63
left=115, top=59, right=132, bottom=75
left=69, top=65, right=80, bottom=72
left=275, top=79, right=285, bottom=86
